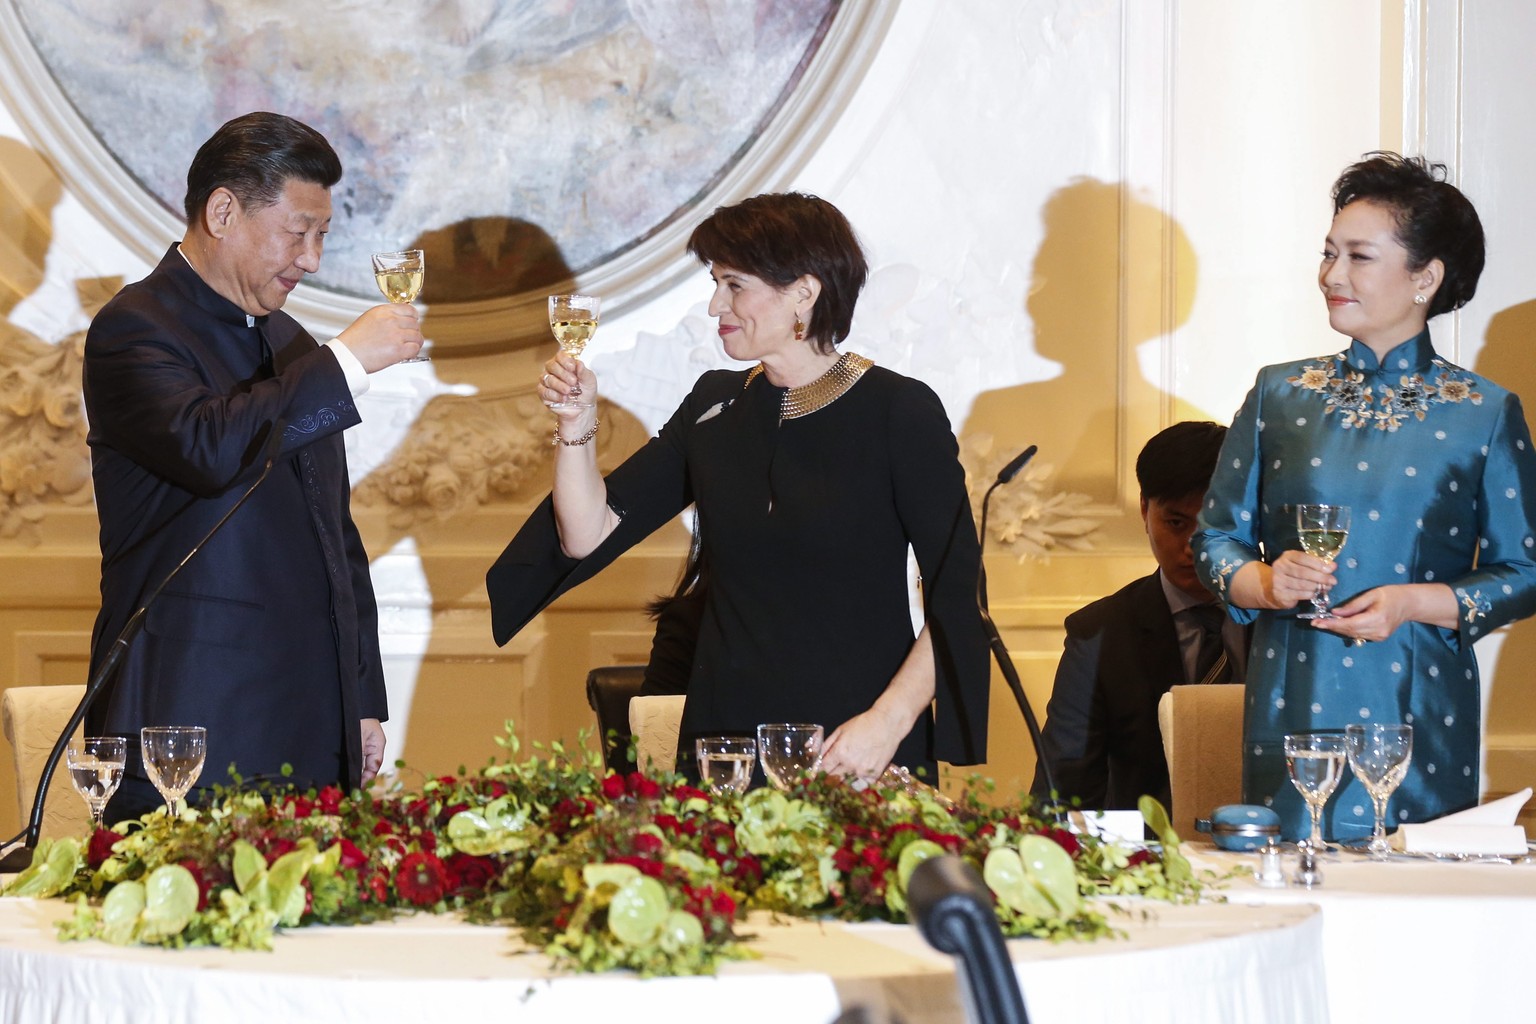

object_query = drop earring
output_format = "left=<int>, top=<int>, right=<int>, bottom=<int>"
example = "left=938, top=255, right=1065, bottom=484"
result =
left=793, top=315, right=805, bottom=341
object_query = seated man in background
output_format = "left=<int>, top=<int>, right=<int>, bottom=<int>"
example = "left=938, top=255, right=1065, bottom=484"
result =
left=1031, top=421, right=1243, bottom=810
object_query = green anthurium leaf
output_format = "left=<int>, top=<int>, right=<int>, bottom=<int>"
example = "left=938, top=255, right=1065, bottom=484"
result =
left=582, top=862, right=640, bottom=894
left=483, top=795, right=528, bottom=831
left=3, top=837, right=82, bottom=898
left=231, top=840, right=265, bottom=894
left=1018, top=834, right=1081, bottom=917
left=98, top=879, right=146, bottom=945
left=138, top=864, right=199, bottom=941
left=888, top=839, right=946, bottom=915
left=267, top=842, right=318, bottom=926
left=607, top=875, right=667, bottom=947
left=658, top=910, right=704, bottom=954
left=312, top=841, right=342, bottom=880
left=983, top=847, right=1052, bottom=918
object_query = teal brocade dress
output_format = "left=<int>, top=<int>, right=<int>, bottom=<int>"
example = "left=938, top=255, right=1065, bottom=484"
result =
left=1192, top=331, right=1536, bottom=841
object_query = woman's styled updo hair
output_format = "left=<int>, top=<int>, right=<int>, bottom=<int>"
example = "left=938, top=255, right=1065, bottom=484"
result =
left=1331, top=152, right=1485, bottom=318
left=686, top=192, right=868, bottom=354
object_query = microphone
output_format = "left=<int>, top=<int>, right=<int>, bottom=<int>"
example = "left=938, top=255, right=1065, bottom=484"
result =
left=0, top=417, right=289, bottom=872
left=974, top=445, right=1058, bottom=802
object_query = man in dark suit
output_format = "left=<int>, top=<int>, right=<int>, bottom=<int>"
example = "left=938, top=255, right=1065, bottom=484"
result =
left=1032, top=421, right=1241, bottom=810
left=83, top=112, right=424, bottom=821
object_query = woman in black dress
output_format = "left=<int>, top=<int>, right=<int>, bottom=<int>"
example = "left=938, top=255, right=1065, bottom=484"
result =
left=488, top=193, right=989, bottom=781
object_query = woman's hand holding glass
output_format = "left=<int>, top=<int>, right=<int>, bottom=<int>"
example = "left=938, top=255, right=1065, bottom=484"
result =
left=540, top=353, right=598, bottom=417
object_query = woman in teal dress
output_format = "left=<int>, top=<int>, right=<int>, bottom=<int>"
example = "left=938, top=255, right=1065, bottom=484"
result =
left=1193, top=153, right=1536, bottom=841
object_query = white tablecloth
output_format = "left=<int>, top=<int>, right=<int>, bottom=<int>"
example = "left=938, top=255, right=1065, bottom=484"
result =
left=1191, top=843, right=1536, bottom=1023
left=0, top=896, right=1325, bottom=1024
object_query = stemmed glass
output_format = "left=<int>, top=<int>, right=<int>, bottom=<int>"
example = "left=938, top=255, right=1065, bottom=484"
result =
left=66, top=736, right=126, bottom=831
left=1284, top=732, right=1349, bottom=850
left=371, top=248, right=429, bottom=362
left=1345, top=723, right=1413, bottom=859
left=139, top=726, right=207, bottom=816
left=1295, top=503, right=1350, bottom=619
left=695, top=736, right=756, bottom=797
left=546, top=293, right=600, bottom=409
left=756, top=723, right=823, bottom=791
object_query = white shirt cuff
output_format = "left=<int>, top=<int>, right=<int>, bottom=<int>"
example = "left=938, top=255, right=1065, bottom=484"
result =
left=323, top=339, right=370, bottom=398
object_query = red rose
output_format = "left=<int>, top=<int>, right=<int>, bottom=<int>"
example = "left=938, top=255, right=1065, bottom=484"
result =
left=395, top=852, right=451, bottom=906
left=335, top=838, right=368, bottom=870
left=445, top=852, right=498, bottom=894
left=317, top=785, right=344, bottom=814
left=1033, top=827, right=1082, bottom=858
left=624, top=772, right=662, bottom=799
left=631, top=832, right=664, bottom=855
left=671, top=784, right=709, bottom=802
left=601, top=774, right=627, bottom=800
left=262, top=837, right=298, bottom=866
left=1125, top=849, right=1155, bottom=868
left=86, top=828, right=124, bottom=869
left=288, top=795, right=316, bottom=818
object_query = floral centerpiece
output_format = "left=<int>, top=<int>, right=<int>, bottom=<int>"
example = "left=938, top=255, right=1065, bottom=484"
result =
left=3, top=727, right=1208, bottom=976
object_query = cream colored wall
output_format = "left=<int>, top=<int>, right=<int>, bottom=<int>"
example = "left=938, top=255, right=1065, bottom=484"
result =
left=3, top=1, right=1533, bottom=839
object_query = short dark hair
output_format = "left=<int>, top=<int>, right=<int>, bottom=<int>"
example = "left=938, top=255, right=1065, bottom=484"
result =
left=686, top=192, right=868, bottom=354
left=1137, top=421, right=1227, bottom=503
left=1331, top=151, right=1485, bottom=317
left=183, top=112, right=342, bottom=226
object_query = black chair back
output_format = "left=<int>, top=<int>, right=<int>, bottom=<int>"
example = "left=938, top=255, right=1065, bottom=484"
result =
left=907, top=855, right=1029, bottom=1024
left=584, top=665, right=646, bottom=775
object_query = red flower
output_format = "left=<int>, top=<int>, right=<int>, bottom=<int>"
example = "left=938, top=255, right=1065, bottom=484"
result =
left=631, top=832, right=664, bottom=856
left=671, top=784, right=709, bottom=802
left=395, top=852, right=451, bottom=906
left=601, top=774, right=627, bottom=800
left=177, top=859, right=213, bottom=912
left=444, top=852, right=499, bottom=894
left=316, top=785, right=344, bottom=814
left=1033, top=827, right=1082, bottom=858
left=335, top=838, right=368, bottom=870
left=86, top=828, right=124, bottom=869
left=261, top=837, right=298, bottom=866
left=286, top=794, right=316, bottom=818
left=1125, top=849, right=1155, bottom=868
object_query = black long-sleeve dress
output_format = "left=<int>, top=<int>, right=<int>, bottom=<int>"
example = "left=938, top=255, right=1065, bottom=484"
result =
left=488, top=361, right=990, bottom=773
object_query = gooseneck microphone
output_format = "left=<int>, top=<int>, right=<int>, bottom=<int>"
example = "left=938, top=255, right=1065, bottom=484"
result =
left=974, top=445, right=1058, bottom=800
left=0, top=418, right=288, bottom=872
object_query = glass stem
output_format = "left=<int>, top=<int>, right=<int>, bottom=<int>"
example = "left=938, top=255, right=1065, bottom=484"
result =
left=1308, top=802, right=1325, bottom=849
left=1371, top=793, right=1390, bottom=853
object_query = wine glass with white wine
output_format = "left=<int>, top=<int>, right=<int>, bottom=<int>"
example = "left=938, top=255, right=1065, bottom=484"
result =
left=547, top=293, right=600, bottom=409
left=1284, top=732, right=1349, bottom=851
left=371, top=248, right=429, bottom=362
left=66, top=736, right=127, bottom=831
left=1295, top=503, right=1350, bottom=619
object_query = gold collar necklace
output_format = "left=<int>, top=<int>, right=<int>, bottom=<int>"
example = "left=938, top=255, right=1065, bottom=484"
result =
left=744, top=352, right=874, bottom=421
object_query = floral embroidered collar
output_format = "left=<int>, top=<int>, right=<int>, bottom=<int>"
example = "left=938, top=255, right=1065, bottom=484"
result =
left=1286, top=330, right=1482, bottom=431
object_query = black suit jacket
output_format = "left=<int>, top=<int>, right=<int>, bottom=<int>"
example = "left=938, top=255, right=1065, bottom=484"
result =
left=82, top=246, right=386, bottom=808
left=1031, top=572, right=1184, bottom=811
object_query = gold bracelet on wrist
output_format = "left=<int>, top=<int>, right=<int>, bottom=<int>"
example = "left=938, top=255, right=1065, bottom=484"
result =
left=551, top=418, right=600, bottom=447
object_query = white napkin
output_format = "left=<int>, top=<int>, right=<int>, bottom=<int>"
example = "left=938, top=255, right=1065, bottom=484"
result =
left=1391, top=788, right=1531, bottom=855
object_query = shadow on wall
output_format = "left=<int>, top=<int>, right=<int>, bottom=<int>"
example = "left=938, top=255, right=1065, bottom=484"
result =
left=960, top=177, right=1204, bottom=535
left=354, top=216, right=652, bottom=777
left=1474, top=298, right=1536, bottom=788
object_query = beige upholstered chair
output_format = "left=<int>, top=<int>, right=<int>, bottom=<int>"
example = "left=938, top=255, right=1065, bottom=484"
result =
left=1157, top=683, right=1246, bottom=841
left=2, top=685, right=88, bottom=843
left=628, top=694, right=686, bottom=775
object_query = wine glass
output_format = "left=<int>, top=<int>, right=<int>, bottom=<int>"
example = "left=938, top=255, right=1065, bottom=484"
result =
left=371, top=248, right=429, bottom=362
left=139, top=726, right=207, bottom=816
left=756, top=723, right=823, bottom=791
left=66, top=736, right=127, bottom=830
left=546, top=293, right=601, bottom=409
left=1295, top=503, right=1350, bottom=619
left=695, top=736, right=756, bottom=797
left=1284, top=732, right=1349, bottom=850
left=1345, top=723, right=1413, bottom=859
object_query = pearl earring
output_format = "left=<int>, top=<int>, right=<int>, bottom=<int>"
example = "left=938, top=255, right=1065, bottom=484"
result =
left=1414, top=294, right=1427, bottom=305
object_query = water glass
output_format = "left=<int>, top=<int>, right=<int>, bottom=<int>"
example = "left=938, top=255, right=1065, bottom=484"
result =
left=140, top=725, right=207, bottom=816
left=1345, top=723, right=1413, bottom=859
left=66, top=736, right=127, bottom=829
left=756, top=723, right=823, bottom=791
left=695, top=736, right=756, bottom=797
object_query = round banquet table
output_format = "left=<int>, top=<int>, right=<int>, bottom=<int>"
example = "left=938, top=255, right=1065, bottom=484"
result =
left=1189, top=843, right=1536, bottom=1023
left=0, top=895, right=1326, bottom=1024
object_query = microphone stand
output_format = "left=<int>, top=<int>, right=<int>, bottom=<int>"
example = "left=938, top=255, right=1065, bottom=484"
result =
left=975, top=445, right=1058, bottom=800
left=0, top=421, right=287, bottom=873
